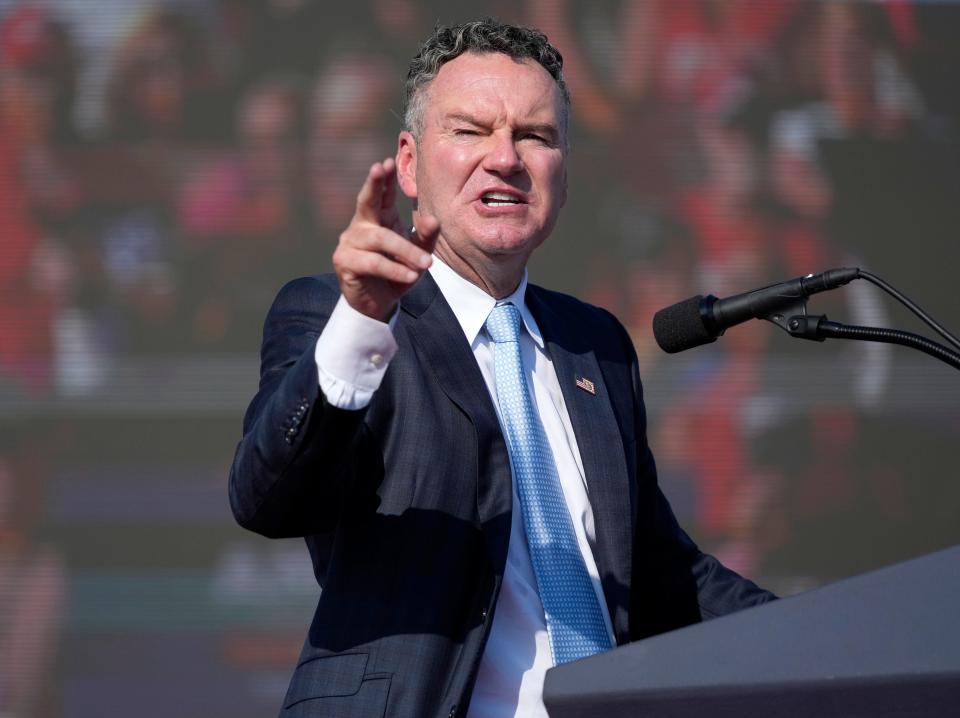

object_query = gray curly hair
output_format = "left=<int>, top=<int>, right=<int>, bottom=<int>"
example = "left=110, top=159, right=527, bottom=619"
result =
left=403, top=18, right=569, bottom=140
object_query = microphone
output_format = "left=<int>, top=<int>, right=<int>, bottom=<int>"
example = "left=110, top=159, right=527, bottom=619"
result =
left=653, top=267, right=860, bottom=353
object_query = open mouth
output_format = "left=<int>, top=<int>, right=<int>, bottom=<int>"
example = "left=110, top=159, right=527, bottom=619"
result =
left=480, top=191, right=523, bottom=207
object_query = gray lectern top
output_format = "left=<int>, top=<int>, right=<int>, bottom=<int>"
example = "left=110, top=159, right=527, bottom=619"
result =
left=544, top=545, right=960, bottom=718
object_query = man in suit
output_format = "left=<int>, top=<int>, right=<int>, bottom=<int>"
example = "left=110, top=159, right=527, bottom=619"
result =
left=229, top=18, right=775, bottom=718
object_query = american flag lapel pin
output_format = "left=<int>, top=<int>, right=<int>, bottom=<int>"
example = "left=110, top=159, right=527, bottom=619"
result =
left=575, top=376, right=596, bottom=395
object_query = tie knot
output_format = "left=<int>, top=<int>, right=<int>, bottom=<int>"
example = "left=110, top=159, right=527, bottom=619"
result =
left=485, top=302, right=522, bottom=344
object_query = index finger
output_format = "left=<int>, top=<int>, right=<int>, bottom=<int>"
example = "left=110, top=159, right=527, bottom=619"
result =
left=380, top=157, right=397, bottom=216
left=354, top=158, right=397, bottom=223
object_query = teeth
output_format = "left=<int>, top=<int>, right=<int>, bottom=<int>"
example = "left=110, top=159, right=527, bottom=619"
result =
left=482, top=192, right=520, bottom=203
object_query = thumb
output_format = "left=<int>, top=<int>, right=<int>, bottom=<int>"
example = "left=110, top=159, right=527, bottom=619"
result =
left=412, top=213, right=441, bottom=253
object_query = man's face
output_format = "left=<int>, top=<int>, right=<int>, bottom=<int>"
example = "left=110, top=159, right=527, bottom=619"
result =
left=397, top=52, right=567, bottom=272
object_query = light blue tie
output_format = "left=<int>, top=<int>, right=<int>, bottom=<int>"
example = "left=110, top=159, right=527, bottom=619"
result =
left=485, top=302, right=612, bottom=665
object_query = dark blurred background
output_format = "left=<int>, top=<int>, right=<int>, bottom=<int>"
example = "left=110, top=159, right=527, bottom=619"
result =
left=0, top=1, right=958, bottom=716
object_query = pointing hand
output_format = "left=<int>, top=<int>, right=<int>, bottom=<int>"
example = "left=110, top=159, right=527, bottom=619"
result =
left=332, top=158, right=440, bottom=321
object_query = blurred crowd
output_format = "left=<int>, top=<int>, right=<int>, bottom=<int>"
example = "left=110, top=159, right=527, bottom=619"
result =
left=2, top=0, right=957, bottom=551
left=0, top=0, right=429, bottom=400
left=1, top=1, right=955, bottom=392
left=1, top=2, right=959, bottom=713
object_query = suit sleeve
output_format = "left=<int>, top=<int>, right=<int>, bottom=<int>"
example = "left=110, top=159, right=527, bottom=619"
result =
left=612, top=318, right=776, bottom=640
left=228, top=276, right=368, bottom=539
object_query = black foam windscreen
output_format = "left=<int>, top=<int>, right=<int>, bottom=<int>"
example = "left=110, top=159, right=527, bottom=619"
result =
left=652, top=295, right=717, bottom=354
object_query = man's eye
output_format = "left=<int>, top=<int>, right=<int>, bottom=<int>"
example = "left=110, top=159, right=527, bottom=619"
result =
left=454, top=128, right=478, bottom=136
left=521, top=133, right=550, bottom=144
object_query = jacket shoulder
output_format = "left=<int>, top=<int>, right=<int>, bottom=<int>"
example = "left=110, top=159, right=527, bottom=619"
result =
left=528, top=283, right=629, bottom=339
left=260, top=274, right=341, bottom=335
left=270, top=273, right=341, bottom=311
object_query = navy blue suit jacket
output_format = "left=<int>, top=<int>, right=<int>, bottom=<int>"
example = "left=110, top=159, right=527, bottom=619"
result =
left=229, top=272, right=775, bottom=718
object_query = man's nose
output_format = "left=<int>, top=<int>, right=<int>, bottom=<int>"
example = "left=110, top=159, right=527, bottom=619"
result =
left=483, top=134, right=524, bottom=175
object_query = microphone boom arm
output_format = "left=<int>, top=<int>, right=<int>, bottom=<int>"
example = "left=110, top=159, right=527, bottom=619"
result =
left=769, top=311, right=960, bottom=371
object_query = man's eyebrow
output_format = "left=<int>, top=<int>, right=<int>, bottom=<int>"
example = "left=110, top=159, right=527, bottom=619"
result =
left=444, top=112, right=487, bottom=126
left=444, top=113, right=560, bottom=138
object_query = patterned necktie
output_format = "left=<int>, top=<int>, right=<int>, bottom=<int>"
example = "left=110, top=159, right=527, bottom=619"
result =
left=485, top=302, right=612, bottom=665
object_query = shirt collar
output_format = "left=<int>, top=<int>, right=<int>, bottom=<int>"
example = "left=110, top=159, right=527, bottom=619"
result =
left=428, top=256, right=544, bottom=348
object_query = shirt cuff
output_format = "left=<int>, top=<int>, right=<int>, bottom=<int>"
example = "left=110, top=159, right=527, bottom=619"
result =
left=314, top=295, right=399, bottom=410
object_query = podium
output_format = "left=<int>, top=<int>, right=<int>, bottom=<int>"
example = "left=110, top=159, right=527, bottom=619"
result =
left=543, top=546, right=960, bottom=717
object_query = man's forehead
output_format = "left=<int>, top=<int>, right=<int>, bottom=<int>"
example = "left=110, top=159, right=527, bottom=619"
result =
left=425, top=52, right=565, bottom=120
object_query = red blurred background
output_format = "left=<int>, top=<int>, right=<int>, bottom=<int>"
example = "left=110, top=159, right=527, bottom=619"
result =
left=0, top=1, right=958, bottom=715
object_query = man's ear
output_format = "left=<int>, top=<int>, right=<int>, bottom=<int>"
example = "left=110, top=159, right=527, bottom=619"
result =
left=396, top=131, right=418, bottom=200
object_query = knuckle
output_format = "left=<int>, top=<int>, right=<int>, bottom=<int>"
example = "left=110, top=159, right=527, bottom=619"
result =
left=331, top=249, right=348, bottom=274
left=340, top=223, right=371, bottom=249
left=338, top=227, right=355, bottom=247
left=359, top=252, right=381, bottom=274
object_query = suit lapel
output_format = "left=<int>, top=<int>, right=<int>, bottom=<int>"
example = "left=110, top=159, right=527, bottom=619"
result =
left=527, top=286, right=634, bottom=642
left=400, top=274, right=513, bottom=573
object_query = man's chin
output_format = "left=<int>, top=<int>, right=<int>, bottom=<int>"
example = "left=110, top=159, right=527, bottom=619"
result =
left=472, top=227, right=547, bottom=256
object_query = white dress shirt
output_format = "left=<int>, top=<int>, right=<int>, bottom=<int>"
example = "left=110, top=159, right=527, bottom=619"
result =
left=314, top=258, right=615, bottom=717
